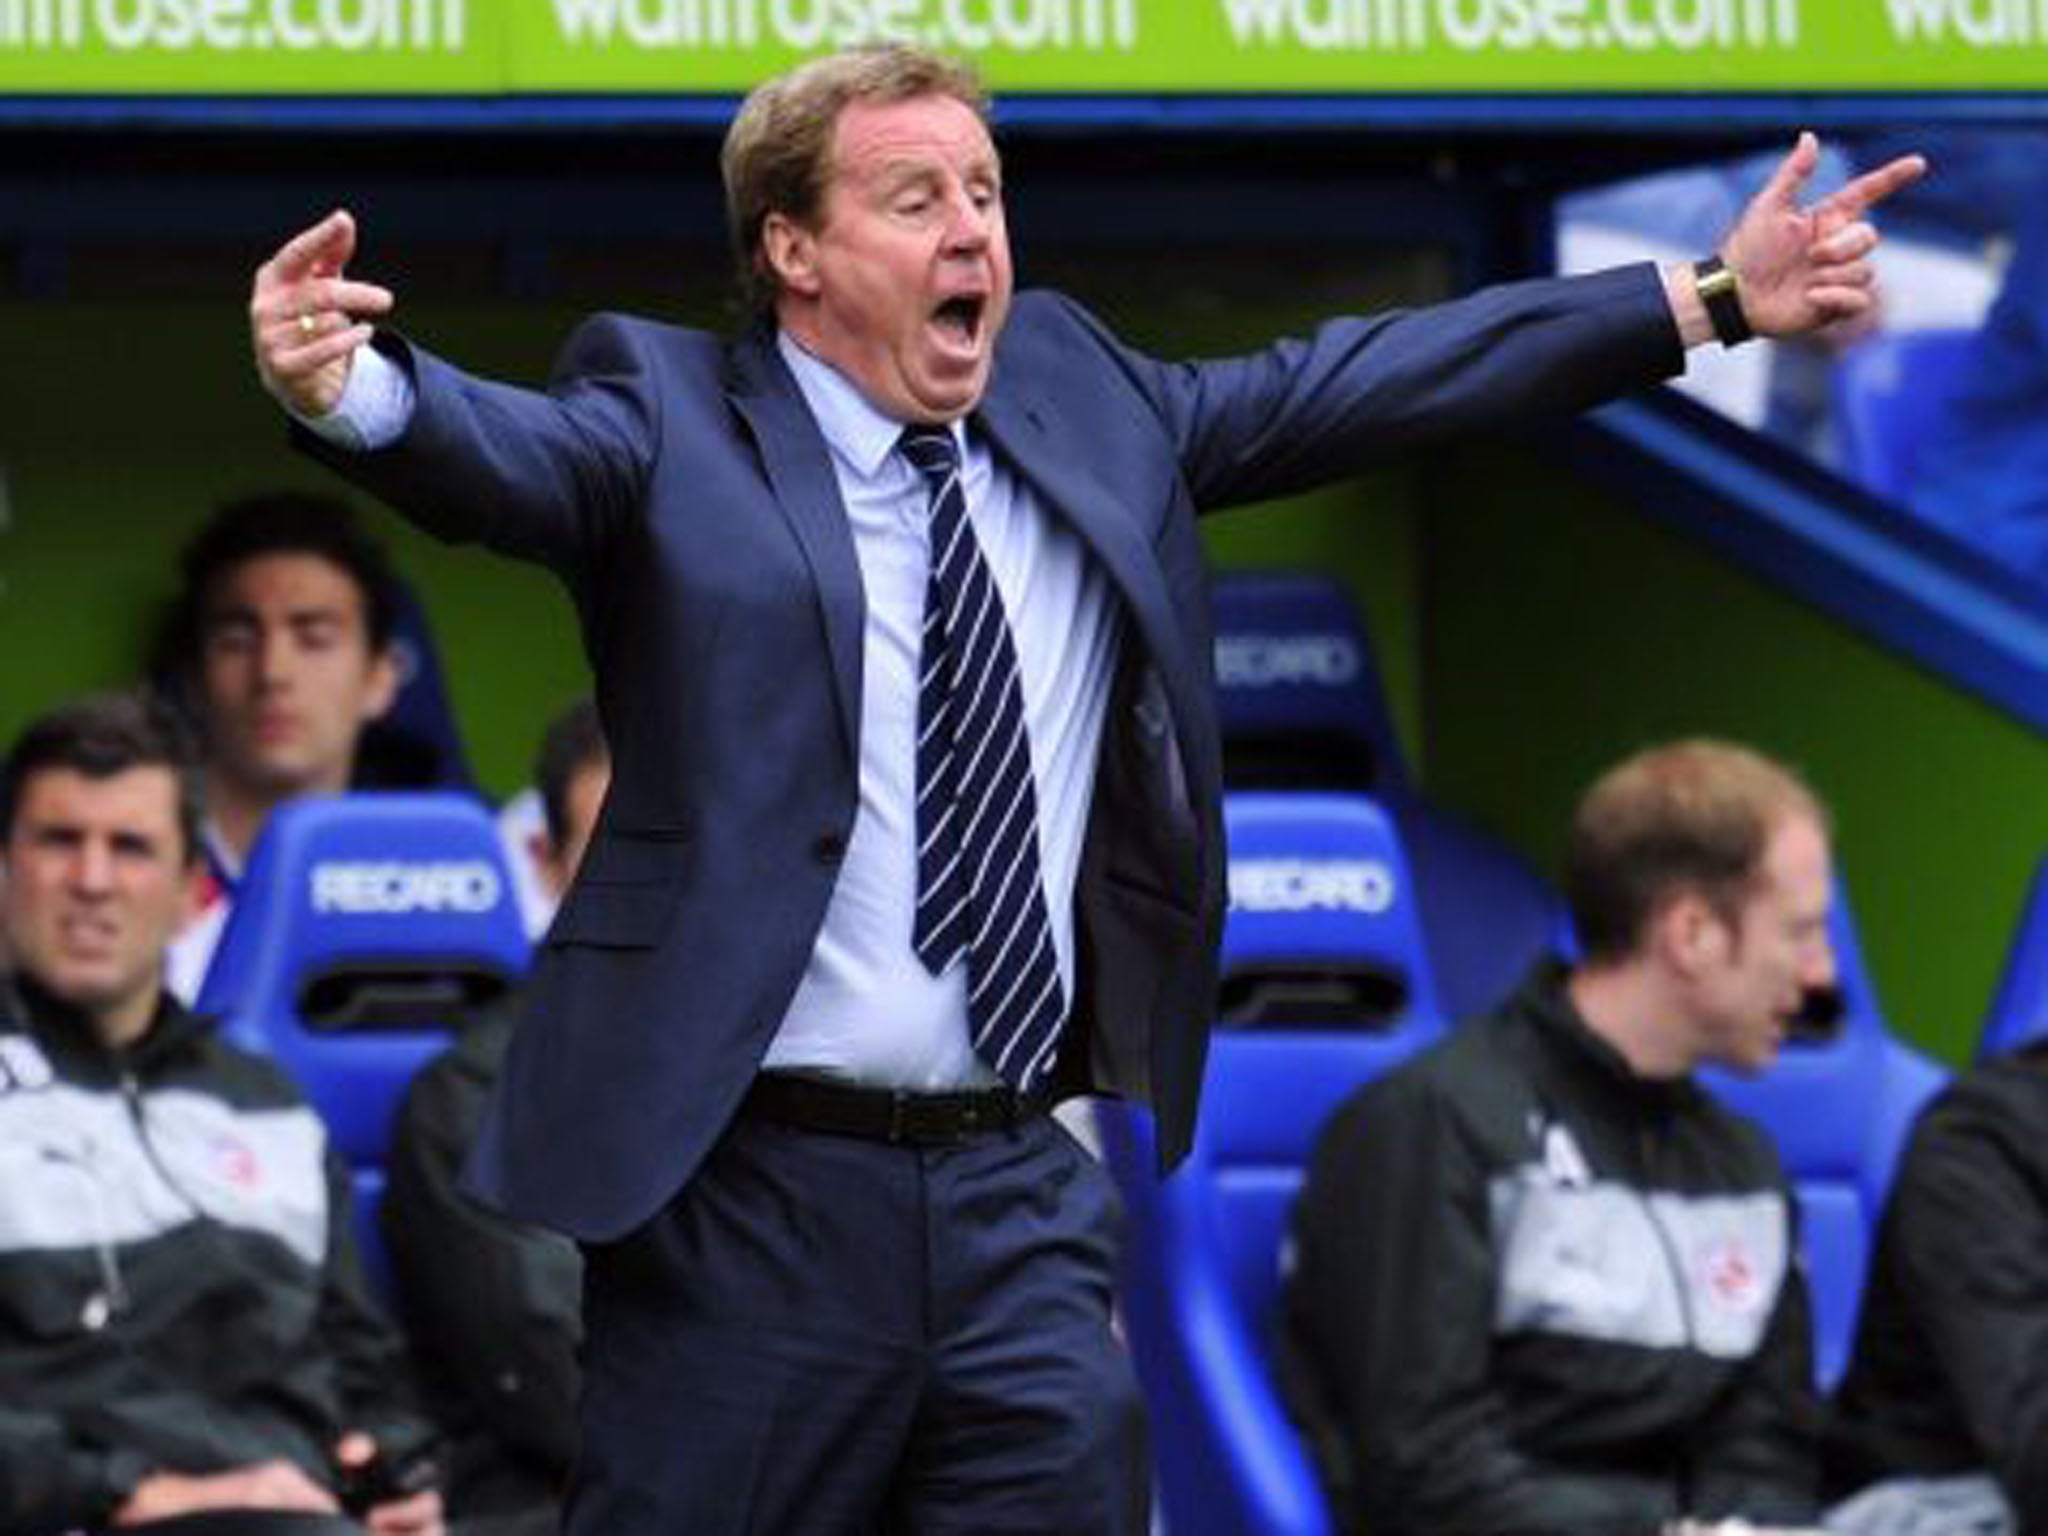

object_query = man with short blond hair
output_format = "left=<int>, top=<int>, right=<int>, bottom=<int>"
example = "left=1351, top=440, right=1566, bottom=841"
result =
left=1286, top=740, right=1835, bottom=1535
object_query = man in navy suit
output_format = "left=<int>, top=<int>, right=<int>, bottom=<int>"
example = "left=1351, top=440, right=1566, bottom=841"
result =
left=246, top=44, right=1921, bottom=1535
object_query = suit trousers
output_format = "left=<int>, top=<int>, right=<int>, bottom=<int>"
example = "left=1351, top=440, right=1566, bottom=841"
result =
left=565, top=1107, right=1149, bottom=1535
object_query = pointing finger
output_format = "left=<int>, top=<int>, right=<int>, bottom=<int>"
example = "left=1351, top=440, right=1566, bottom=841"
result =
left=253, top=277, right=391, bottom=339
left=302, top=277, right=394, bottom=320
left=1825, top=154, right=1928, bottom=221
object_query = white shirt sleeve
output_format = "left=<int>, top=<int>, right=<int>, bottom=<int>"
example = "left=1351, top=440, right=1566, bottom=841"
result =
left=289, top=344, right=416, bottom=451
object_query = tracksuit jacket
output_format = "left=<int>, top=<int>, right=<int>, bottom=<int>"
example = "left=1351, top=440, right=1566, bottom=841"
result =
left=0, top=975, right=432, bottom=1534
left=382, top=1000, right=581, bottom=1516
left=1282, top=963, right=1820, bottom=1535
left=1829, top=1045, right=2048, bottom=1530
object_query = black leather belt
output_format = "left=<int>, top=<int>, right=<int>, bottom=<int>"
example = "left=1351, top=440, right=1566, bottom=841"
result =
left=743, top=1073, right=1051, bottom=1145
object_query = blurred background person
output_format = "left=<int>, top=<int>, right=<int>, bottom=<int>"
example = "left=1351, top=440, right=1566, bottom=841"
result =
left=1283, top=740, right=1836, bottom=1536
left=382, top=698, right=609, bottom=1532
left=152, top=493, right=401, bottom=999
left=0, top=689, right=442, bottom=1536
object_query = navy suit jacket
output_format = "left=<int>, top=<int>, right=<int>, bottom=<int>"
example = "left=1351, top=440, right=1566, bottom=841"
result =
left=305, top=269, right=1680, bottom=1241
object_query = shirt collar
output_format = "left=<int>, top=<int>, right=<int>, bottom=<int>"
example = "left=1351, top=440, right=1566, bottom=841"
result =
left=201, top=820, right=241, bottom=887
left=9, top=970, right=205, bottom=1069
left=776, top=330, right=967, bottom=481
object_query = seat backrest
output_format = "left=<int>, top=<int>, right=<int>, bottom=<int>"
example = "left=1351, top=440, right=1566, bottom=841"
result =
left=1211, top=793, right=1446, bottom=1318
left=1219, top=791, right=1443, bottom=1030
left=1832, top=328, right=1978, bottom=503
left=1395, top=802, right=1567, bottom=1023
left=1211, top=571, right=1567, bottom=1020
left=1101, top=792, right=1447, bottom=1535
left=197, top=792, right=531, bottom=1296
left=1977, top=849, right=2048, bottom=1059
left=1212, top=572, right=1410, bottom=796
left=1697, top=881, right=1946, bottom=1386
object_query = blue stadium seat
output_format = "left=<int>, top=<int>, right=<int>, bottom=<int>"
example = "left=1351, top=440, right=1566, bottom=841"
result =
left=1099, top=793, right=1447, bottom=1536
left=197, top=792, right=531, bottom=1299
left=1396, top=810, right=1568, bottom=1022
left=1976, top=849, right=2048, bottom=1058
left=1696, top=882, right=1946, bottom=1387
left=1832, top=328, right=1976, bottom=503
left=1212, top=573, right=1412, bottom=798
left=1212, top=571, right=1563, bottom=1020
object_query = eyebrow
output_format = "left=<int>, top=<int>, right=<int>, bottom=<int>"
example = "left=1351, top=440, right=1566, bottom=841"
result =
left=871, top=148, right=1001, bottom=186
left=26, top=823, right=166, bottom=863
left=203, top=603, right=355, bottom=631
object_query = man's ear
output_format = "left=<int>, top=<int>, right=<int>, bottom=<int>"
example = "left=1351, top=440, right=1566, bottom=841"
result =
left=762, top=212, right=821, bottom=299
left=1658, top=889, right=1730, bottom=979
left=361, top=645, right=401, bottom=724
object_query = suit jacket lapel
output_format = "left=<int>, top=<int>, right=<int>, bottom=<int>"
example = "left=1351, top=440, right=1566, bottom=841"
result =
left=976, top=386, right=1182, bottom=695
left=978, top=381, right=1214, bottom=906
left=727, top=332, right=866, bottom=768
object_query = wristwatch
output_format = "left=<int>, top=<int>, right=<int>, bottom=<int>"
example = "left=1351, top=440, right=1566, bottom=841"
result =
left=1694, top=254, right=1753, bottom=348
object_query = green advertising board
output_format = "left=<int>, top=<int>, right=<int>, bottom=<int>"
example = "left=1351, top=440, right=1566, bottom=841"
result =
left=2, top=0, right=2045, bottom=94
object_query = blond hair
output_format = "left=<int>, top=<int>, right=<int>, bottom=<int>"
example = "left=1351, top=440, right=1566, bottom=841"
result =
left=1566, top=738, right=1828, bottom=962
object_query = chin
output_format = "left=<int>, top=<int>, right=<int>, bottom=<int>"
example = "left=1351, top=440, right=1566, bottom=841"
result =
left=43, top=971, right=120, bottom=1012
left=917, top=383, right=984, bottom=421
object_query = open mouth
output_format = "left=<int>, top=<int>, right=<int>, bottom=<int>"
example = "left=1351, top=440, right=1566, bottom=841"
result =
left=931, top=294, right=986, bottom=349
left=1786, top=984, right=1844, bottom=1040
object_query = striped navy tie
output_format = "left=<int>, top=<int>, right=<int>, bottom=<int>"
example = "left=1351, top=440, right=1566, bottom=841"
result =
left=900, top=424, right=1067, bottom=1092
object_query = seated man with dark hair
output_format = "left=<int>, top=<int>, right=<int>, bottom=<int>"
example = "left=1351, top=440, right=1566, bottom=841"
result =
left=0, top=690, right=442, bottom=1536
left=1824, top=1047, right=2048, bottom=1536
left=156, top=492, right=403, bottom=1000
left=1284, top=739, right=1835, bottom=1536
left=383, top=699, right=610, bottom=1528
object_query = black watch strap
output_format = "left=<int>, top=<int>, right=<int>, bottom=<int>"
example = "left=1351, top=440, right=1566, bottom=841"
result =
left=1695, top=254, right=1753, bottom=347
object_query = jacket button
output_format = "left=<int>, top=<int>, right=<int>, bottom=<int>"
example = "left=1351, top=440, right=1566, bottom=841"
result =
left=812, top=832, right=846, bottom=866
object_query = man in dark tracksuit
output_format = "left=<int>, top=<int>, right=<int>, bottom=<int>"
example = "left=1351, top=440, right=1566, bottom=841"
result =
left=383, top=700, right=609, bottom=1524
left=1825, top=1048, right=2048, bottom=1534
left=0, top=692, right=441, bottom=1536
left=1285, top=739, right=1836, bottom=1536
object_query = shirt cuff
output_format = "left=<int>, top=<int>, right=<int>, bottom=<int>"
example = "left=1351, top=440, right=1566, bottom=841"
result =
left=290, top=343, right=415, bottom=451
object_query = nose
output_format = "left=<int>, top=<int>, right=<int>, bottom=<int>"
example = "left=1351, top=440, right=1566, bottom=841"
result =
left=70, top=838, right=115, bottom=895
left=255, top=627, right=295, bottom=688
left=1806, top=931, right=1839, bottom=990
left=943, top=188, right=993, bottom=251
